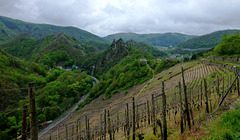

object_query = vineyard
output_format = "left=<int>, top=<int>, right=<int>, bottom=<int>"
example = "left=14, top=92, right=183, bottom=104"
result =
left=39, top=60, right=240, bottom=140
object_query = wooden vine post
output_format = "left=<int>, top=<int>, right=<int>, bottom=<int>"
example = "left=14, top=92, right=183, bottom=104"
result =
left=237, top=76, right=240, bottom=96
left=104, top=109, right=107, bottom=140
left=200, top=81, right=203, bottom=106
left=28, top=82, right=38, bottom=140
left=217, top=76, right=220, bottom=102
left=126, top=103, right=130, bottom=140
left=71, top=125, right=73, bottom=139
left=108, top=110, right=112, bottom=140
left=178, top=82, right=184, bottom=134
left=222, top=76, right=225, bottom=98
left=181, top=67, right=191, bottom=130
left=152, top=94, right=156, bottom=135
left=76, top=119, right=79, bottom=140
left=85, top=115, right=89, bottom=140
left=162, top=82, right=167, bottom=140
left=147, top=100, right=150, bottom=125
left=117, top=113, right=119, bottom=132
left=65, top=125, right=68, bottom=140
left=57, top=126, right=60, bottom=140
left=204, top=79, right=209, bottom=113
left=132, top=97, right=136, bottom=140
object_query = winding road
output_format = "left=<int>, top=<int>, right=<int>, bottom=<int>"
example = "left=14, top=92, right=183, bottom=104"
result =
left=38, top=75, right=98, bottom=138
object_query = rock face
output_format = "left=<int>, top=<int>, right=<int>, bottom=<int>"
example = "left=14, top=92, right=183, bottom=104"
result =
left=86, top=39, right=129, bottom=75
left=126, top=39, right=137, bottom=46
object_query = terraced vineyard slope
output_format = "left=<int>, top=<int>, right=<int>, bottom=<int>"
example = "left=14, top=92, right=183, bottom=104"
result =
left=38, top=60, right=240, bottom=140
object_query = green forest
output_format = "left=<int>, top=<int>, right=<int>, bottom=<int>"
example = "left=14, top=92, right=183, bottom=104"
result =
left=0, top=49, right=93, bottom=139
left=214, top=34, right=240, bottom=56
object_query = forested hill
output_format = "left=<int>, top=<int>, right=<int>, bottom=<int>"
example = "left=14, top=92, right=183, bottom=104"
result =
left=0, top=49, right=46, bottom=109
left=0, top=16, right=107, bottom=43
left=126, top=40, right=168, bottom=57
left=0, top=33, right=95, bottom=68
left=177, top=29, right=240, bottom=49
left=104, top=32, right=196, bottom=47
left=81, top=39, right=130, bottom=76
left=0, top=48, right=94, bottom=139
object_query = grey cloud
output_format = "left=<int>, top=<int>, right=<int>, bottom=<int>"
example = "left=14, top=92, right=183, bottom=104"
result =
left=0, top=0, right=240, bottom=36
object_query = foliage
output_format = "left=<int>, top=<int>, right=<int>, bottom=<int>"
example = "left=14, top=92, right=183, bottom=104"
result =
left=36, top=70, right=92, bottom=120
left=207, top=101, right=240, bottom=139
left=154, top=59, right=180, bottom=73
left=0, top=33, right=87, bottom=68
left=0, top=32, right=109, bottom=69
left=81, top=40, right=110, bottom=53
left=0, top=113, right=20, bottom=140
left=0, top=33, right=37, bottom=59
left=0, top=49, right=46, bottom=109
left=0, top=49, right=93, bottom=138
left=37, top=114, right=46, bottom=123
left=97, top=52, right=153, bottom=98
left=214, top=34, right=240, bottom=55
left=81, top=39, right=130, bottom=76
left=127, top=41, right=168, bottom=57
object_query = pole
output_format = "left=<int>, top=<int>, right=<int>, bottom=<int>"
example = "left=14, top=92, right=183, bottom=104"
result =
left=152, top=94, right=156, bottom=135
left=162, top=82, right=167, bottom=140
left=22, top=105, right=27, bottom=140
left=28, top=82, right=38, bottom=140
left=181, top=67, right=191, bottom=130
left=204, top=79, right=209, bottom=113
left=178, top=82, right=184, bottom=134
left=132, top=97, right=136, bottom=140
left=104, top=110, right=106, bottom=140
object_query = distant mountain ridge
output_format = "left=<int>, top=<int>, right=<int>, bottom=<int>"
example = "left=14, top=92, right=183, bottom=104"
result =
left=177, top=29, right=240, bottom=49
left=104, top=32, right=196, bottom=47
left=0, top=15, right=107, bottom=43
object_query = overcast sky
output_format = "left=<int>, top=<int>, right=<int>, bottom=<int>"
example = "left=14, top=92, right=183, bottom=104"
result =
left=0, top=0, right=240, bottom=37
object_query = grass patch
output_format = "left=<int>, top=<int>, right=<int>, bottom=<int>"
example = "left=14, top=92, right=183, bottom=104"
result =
left=206, top=100, right=240, bottom=139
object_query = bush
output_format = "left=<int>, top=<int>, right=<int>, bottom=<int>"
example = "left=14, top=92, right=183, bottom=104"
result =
left=214, top=34, right=240, bottom=55
left=37, top=114, right=46, bottom=123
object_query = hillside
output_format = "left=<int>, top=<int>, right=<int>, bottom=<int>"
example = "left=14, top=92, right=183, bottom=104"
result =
left=0, top=49, right=94, bottom=139
left=177, top=29, right=240, bottom=49
left=81, top=39, right=168, bottom=76
left=81, top=39, right=130, bottom=76
left=0, top=16, right=107, bottom=43
left=39, top=57, right=240, bottom=140
left=0, top=49, right=46, bottom=110
left=126, top=40, right=168, bottom=57
left=104, top=32, right=196, bottom=47
left=0, top=33, right=94, bottom=67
